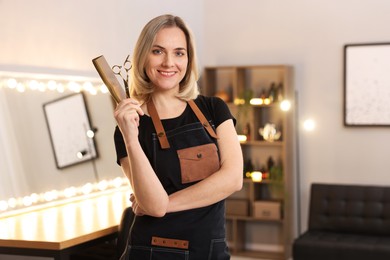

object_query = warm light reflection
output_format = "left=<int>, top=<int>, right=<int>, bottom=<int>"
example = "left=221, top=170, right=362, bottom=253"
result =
left=96, top=196, right=109, bottom=227
left=20, top=212, right=38, bottom=240
left=80, top=200, right=94, bottom=233
left=42, top=208, right=58, bottom=241
left=0, top=187, right=132, bottom=246
left=62, top=204, right=77, bottom=239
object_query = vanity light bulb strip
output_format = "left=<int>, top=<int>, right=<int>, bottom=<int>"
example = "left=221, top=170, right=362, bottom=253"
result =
left=0, top=73, right=109, bottom=95
left=0, top=177, right=129, bottom=213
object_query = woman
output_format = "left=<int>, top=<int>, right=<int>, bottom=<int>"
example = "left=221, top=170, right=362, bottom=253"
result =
left=114, top=14, right=243, bottom=260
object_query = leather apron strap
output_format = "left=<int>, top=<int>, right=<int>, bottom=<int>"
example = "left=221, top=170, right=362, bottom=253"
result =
left=147, top=101, right=170, bottom=149
left=147, top=99, right=218, bottom=150
left=188, top=100, right=218, bottom=139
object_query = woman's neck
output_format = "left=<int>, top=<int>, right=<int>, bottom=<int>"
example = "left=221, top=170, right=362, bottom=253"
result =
left=149, top=94, right=187, bottom=119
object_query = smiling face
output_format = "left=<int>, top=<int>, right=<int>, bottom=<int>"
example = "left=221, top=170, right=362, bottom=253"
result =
left=145, top=26, right=188, bottom=94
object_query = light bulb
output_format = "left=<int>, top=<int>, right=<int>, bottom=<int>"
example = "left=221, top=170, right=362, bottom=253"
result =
left=280, top=100, right=291, bottom=111
left=303, top=119, right=316, bottom=131
left=251, top=171, right=263, bottom=182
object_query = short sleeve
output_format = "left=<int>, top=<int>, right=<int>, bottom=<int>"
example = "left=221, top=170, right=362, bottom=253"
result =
left=203, top=96, right=236, bottom=128
left=113, top=96, right=235, bottom=166
left=114, top=126, right=127, bottom=165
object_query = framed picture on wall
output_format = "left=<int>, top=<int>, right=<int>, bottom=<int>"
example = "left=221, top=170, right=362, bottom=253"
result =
left=43, top=92, right=98, bottom=169
left=344, top=42, right=390, bottom=126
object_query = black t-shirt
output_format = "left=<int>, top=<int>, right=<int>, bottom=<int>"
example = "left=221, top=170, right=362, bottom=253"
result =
left=114, top=95, right=235, bottom=166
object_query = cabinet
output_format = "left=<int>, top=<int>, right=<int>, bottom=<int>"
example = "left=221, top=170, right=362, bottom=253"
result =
left=201, top=65, right=294, bottom=259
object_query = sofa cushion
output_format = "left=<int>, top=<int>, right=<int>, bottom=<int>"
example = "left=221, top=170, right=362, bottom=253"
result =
left=309, top=183, right=390, bottom=235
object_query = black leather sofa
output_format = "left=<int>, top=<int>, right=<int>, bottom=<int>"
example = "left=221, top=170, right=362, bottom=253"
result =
left=293, top=183, right=390, bottom=260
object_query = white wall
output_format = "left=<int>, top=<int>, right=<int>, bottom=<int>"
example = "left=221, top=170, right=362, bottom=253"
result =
left=1, top=0, right=390, bottom=258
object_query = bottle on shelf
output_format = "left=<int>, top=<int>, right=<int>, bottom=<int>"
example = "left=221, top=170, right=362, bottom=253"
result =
left=268, top=82, right=277, bottom=103
left=277, top=82, right=284, bottom=102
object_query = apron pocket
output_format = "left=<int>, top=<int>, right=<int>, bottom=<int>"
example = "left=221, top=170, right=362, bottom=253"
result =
left=127, top=245, right=189, bottom=260
left=177, top=143, right=220, bottom=184
left=208, top=238, right=230, bottom=260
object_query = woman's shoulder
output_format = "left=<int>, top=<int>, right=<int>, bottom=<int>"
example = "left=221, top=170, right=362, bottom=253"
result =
left=194, top=95, right=226, bottom=109
left=193, top=95, right=235, bottom=127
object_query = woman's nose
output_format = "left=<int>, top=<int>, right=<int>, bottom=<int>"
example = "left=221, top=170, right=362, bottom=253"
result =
left=162, top=53, right=174, bottom=67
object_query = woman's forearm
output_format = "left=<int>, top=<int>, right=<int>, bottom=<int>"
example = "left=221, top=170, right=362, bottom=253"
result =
left=124, top=140, right=169, bottom=217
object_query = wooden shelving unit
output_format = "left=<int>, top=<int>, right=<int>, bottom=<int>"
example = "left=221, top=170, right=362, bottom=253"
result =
left=201, top=65, right=294, bottom=259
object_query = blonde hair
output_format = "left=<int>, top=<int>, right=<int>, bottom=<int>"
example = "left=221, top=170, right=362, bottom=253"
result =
left=130, top=14, right=199, bottom=103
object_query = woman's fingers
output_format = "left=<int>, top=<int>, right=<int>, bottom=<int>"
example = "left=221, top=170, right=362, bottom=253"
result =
left=130, top=194, right=144, bottom=216
left=114, top=98, right=145, bottom=130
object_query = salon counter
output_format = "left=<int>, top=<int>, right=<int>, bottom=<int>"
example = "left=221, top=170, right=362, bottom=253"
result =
left=0, top=187, right=131, bottom=259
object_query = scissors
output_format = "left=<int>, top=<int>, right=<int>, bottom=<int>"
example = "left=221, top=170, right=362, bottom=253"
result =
left=112, top=54, right=132, bottom=98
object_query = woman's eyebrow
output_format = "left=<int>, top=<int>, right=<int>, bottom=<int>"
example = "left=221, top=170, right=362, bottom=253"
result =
left=152, top=44, right=187, bottom=51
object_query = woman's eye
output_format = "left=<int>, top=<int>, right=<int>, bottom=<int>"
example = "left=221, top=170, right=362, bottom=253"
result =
left=152, top=49, right=162, bottom=55
left=176, top=51, right=186, bottom=57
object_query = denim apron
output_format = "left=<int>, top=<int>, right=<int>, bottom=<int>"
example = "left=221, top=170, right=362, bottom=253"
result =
left=123, top=100, right=230, bottom=260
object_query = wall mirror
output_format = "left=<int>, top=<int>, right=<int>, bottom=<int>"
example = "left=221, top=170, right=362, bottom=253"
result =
left=43, top=92, right=98, bottom=169
left=344, top=42, right=390, bottom=126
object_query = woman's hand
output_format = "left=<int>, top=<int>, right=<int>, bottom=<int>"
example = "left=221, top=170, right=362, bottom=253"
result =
left=114, top=99, right=144, bottom=142
left=130, top=193, right=145, bottom=216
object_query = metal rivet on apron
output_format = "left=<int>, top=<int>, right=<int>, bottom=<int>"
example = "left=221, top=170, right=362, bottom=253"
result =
left=203, top=122, right=209, bottom=127
left=197, top=153, right=202, bottom=159
left=158, top=132, right=165, bottom=137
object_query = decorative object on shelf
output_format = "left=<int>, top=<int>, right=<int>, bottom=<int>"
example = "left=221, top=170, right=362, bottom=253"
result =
left=215, top=89, right=231, bottom=103
left=259, top=123, right=281, bottom=142
left=235, top=89, right=253, bottom=135
left=243, top=123, right=251, bottom=141
left=267, top=156, right=275, bottom=172
left=269, top=162, right=284, bottom=200
left=244, top=159, right=254, bottom=178
left=253, top=200, right=282, bottom=220
left=268, top=82, right=277, bottom=103
left=277, top=82, right=284, bottom=102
